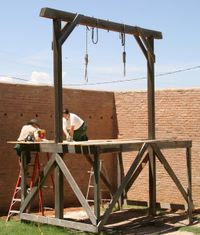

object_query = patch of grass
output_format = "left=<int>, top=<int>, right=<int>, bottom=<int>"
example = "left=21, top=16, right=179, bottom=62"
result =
left=0, top=218, right=95, bottom=235
left=180, top=226, right=200, bottom=234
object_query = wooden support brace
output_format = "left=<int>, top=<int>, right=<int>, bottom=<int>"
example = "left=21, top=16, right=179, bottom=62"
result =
left=151, top=143, right=188, bottom=202
left=59, top=14, right=83, bottom=45
left=98, top=143, right=148, bottom=230
left=55, top=154, right=97, bottom=225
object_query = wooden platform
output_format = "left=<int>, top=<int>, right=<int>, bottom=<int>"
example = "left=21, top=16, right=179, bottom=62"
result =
left=8, top=138, right=193, bottom=233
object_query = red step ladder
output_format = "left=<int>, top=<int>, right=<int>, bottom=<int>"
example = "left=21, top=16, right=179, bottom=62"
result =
left=6, top=153, right=54, bottom=222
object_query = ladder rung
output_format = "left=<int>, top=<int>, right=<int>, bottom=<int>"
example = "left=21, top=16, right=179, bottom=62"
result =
left=16, top=187, right=21, bottom=190
left=10, top=210, right=20, bottom=214
left=42, top=185, right=53, bottom=189
left=13, top=198, right=21, bottom=202
left=43, top=206, right=54, bottom=211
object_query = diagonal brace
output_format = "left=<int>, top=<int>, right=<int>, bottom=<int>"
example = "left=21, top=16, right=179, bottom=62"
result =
left=151, top=143, right=188, bottom=202
left=98, top=143, right=148, bottom=230
left=55, top=154, right=97, bottom=226
left=59, top=14, right=83, bottom=45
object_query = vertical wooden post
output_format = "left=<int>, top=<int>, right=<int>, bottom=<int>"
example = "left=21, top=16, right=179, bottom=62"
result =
left=147, top=37, right=156, bottom=215
left=53, top=19, right=63, bottom=219
left=21, top=151, right=27, bottom=204
left=186, top=147, right=193, bottom=224
left=53, top=19, right=63, bottom=143
left=93, top=151, right=100, bottom=224
left=117, top=152, right=125, bottom=208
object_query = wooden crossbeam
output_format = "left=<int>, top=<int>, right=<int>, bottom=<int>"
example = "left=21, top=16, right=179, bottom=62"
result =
left=40, top=8, right=162, bottom=39
left=20, top=213, right=98, bottom=233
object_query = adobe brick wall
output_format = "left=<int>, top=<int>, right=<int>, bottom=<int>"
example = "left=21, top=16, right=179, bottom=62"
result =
left=1, top=83, right=200, bottom=215
left=0, top=83, right=117, bottom=214
left=114, top=89, right=200, bottom=207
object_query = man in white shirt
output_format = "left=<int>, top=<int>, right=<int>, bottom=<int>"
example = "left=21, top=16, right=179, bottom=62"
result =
left=15, top=119, right=40, bottom=166
left=63, top=108, right=88, bottom=141
left=17, top=119, right=40, bottom=141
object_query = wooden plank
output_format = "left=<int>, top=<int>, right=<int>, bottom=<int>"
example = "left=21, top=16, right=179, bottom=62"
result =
left=138, top=29, right=155, bottom=62
left=125, top=153, right=149, bottom=193
left=147, top=37, right=155, bottom=140
left=55, top=154, right=97, bottom=225
left=186, top=147, right=193, bottom=224
left=148, top=146, right=156, bottom=215
left=151, top=143, right=188, bottom=202
left=55, top=154, right=64, bottom=219
left=40, top=8, right=163, bottom=39
left=53, top=19, right=63, bottom=143
left=98, top=143, right=148, bottom=230
left=20, top=154, right=56, bottom=213
left=93, top=152, right=100, bottom=223
left=134, top=35, right=148, bottom=60
left=20, top=213, right=98, bottom=233
left=117, top=152, right=125, bottom=207
left=21, top=151, right=28, bottom=203
left=59, top=14, right=83, bottom=45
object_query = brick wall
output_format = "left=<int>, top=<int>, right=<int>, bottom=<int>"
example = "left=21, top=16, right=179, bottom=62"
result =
left=0, top=83, right=117, bottom=214
left=114, top=89, right=200, bottom=207
left=1, top=83, right=200, bottom=215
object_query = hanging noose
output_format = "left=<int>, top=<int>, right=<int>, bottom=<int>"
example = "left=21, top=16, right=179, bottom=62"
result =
left=120, top=25, right=126, bottom=77
left=92, top=19, right=99, bottom=44
left=84, top=26, right=89, bottom=82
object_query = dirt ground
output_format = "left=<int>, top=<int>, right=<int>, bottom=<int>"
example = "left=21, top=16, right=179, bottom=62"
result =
left=5, top=207, right=200, bottom=234
left=48, top=207, right=200, bottom=234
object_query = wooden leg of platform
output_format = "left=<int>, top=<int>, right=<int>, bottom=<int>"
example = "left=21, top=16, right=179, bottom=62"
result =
left=21, top=151, right=28, bottom=203
left=117, top=152, right=125, bottom=208
left=55, top=153, right=64, bottom=219
left=186, top=147, right=193, bottom=224
left=148, top=146, right=156, bottom=215
left=93, top=152, right=100, bottom=224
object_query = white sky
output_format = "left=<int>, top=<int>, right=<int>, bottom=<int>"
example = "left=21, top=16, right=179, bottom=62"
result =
left=0, top=0, right=200, bottom=91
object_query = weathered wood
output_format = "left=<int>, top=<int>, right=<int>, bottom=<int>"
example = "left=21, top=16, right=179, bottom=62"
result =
left=98, top=143, right=148, bottom=230
left=93, top=152, right=101, bottom=223
left=125, top=153, right=149, bottom=193
left=138, top=29, right=155, bottom=62
left=134, top=35, right=148, bottom=60
left=40, top=8, right=162, bottom=39
left=8, top=140, right=192, bottom=154
left=21, top=152, right=28, bottom=203
left=149, top=146, right=156, bottom=215
left=20, top=213, right=98, bottom=233
left=55, top=154, right=97, bottom=225
left=55, top=154, right=64, bottom=219
left=151, top=143, right=188, bottom=202
left=53, top=19, right=63, bottom=143
left=117, top=152, right=125, bottom=207
left=186, top=147, right=193, bottom=224
left=59, top=14, right=83, bottom=45
left=147, top=37, right=155, bottom=140
left=147, top=37, right=156, bottom=215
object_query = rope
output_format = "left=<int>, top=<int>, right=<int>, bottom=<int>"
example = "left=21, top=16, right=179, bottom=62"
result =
left=119, top=25, right=126, bottom=76
left=91, top=19, right=99, bottom=44
left=84, top=26, right=89, bottom=82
